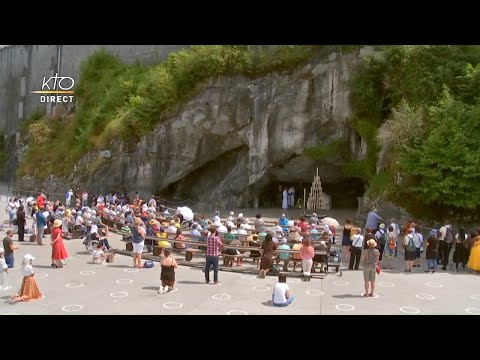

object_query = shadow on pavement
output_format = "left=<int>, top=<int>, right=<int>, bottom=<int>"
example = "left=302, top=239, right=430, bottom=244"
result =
left=107, top=265, right=131, bottom=268
left=177, top=280, right=206, bottom=285
left=34, top=265, right=55, bottom=269
left=261, top=300, right=275, bottom=307
left=142, top=286, right=159, bottom=291
left=331, top=294, right=364, bottom=299
left=76, top=251, right=91, bottom=255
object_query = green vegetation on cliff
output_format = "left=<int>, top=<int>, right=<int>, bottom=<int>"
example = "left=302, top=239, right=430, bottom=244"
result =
left=348, top=45, right=480, bottom=222
left=18, top=45, right=314, bottom=180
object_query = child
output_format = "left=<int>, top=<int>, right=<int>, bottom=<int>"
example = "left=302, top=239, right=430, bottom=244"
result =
left=272, top=273, right=295, bottom=307
left=0, top=248, right=9, bottom=290
left=92, top=243, right=106, bottom=265
left=383, top=225, right=396, bottom=270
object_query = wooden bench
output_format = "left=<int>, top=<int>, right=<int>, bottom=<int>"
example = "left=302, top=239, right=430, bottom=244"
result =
left=222, top=253, right=245, bottom=267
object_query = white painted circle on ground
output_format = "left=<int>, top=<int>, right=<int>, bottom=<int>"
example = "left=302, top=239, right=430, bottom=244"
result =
left=465, top=308, right=480, bottom=315
left=1, top=313, right=19, bottom=315
left=116, top=279, right=133, bottom=284
left=227, top=310, right=248, bottom=315
left=399, top=307, right=421, bottom=314
left=80, top=271, right=95, bottom=275
left=66, top=282, right=84, bottom=288
left=469, top=295, right=480, bottom=301
left=0, top=285, right=12, bottom=290
left=416, top=294, right=435, bottom=300
left=62, top=304, right=83, bottom=312
left=110, top=292, right=128, bottom=298
left=335, top=304, right=355, bottom=312
left=425, top=282, right=443, bottom=288
left=333, top=281, right=349, bottom=286
left=123, top=268, right=139, bottom=273
left=378, top=282, right=395, bottom=287
left=253, top=286, right=270, bottom=292
left=306, top=290, right=324, bottom=296
left=163, top=302, right=183, bottom=309
left=35, top=273, right=48, bottom=279
left=361, top=293, right=380, bottom=299
left=212, top=293, right=231, bottom=300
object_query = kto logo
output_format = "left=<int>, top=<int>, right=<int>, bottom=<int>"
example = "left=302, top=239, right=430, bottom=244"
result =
left=31, top=73, right=75, bottom=103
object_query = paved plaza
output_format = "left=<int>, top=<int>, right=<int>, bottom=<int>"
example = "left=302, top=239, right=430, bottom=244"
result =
left=0, top=200, right=479, bottom=315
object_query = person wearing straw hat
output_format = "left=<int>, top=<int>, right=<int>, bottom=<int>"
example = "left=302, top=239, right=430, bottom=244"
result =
left=11, top=254, right=43, bottom=303
left=51, top=219, right=69, bottom=268
left=362, top=239, right=380, bottom=297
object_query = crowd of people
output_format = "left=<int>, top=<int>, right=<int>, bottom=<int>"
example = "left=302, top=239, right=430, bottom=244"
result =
left=3, top=189, right=480, bottom=307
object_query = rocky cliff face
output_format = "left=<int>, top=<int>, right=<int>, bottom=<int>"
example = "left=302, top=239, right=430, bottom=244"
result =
left=18, top=48, right=373, bottom=208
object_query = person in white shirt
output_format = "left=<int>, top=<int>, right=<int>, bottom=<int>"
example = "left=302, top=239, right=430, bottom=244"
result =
left=227, top=211, right=235, bottom=222
left=166, top=221, right=178, bottom=239
left=213, top=211, right=221, bottom=225
left=272, top=273, right=295, bottom=307
left=237, top=224, right=248, bottom=235
left=374, top=224, right=388, bottom=261
left=92, top=243, right=106, bottom=264
left=81, top=192, right=88, bottom=208
left=438, top=223, right=454, bottom=270
left=97, top=195, right=104, bottom=204
left=348, top=228, right=364, bottom=270
left=217, top=223, right=228, bottom=234
left=148, top=195, right=157, bottom=209
left=65, top=189, right=73, bottom=208
left=413, top=224, right=424, bottom=268
left=271, top=220, right=284, bottom=237
left=0, top=248, right=10, bottom=290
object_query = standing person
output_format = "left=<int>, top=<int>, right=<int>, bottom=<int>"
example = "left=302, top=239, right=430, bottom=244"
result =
left=300, top=238, right=315, bottom=281
left=362, top=239, right=380, bottom=297
left=81, top=191, right=88, bottom=208
left=36, top=192, right=45, bottom=212
left=467, top=232, right=480, bottom=273
left=439, top=222, right=454, bottom=270
left=2, top=230, right=18, bottom=268
left=424, top=229, right=439, bottom=273
left=6, top=198, right=16, bottom=229
left=16, top=205, right=26, bottom=242
left=205, top=228, right=223, bottom=285
left=259, top=233, right=277, bottom=278
left=282, top=188, right=288, bottom=210
left=35, top=207, right=47, bottom=245
left=159, top=249, right=178, bottom=294
left=363, top=227, right=375, bottom=250
left=272, top=274, right=295, bottom=307
left=413, top=224, right=424, bottom=268
left=51, top=219, right=69, bottom=268
left=65, top=189, right=73, bottom=208
left=365, top=208, right=383, bottom=234
left=389, top=219, right=400, bottom=257
left=465, top=231, right=477, bottom=268
left=131, top=217, right=146, bottom=268
left=348, top=228, right=364, bottom=270
left=453, top=228, right=468, bottom=271
left=288, top=186, right=295, bottom=208
left=383, top=225, right=397, bottom=270
left=404, top=228, right=417, bottom=272
left=0, top=248, right=10, bottom=290
left=10, top=254, right=43, bottom=303
left=342, top=219, right=353, bottom=263
left=374, top=223, right=387, bottom=261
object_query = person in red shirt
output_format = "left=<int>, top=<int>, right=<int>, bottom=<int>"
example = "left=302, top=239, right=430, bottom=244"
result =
left=297, top=217, right=309, bottom=233
left=37, top=192, right=45, bottom=209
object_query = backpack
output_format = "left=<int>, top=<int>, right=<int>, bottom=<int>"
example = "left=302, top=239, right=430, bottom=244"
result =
left=378, top=230, right=387, bottom=244
left=388, top=235, right=396, bottom=250
left=406, top=235, right=416, bottom=252
left=444, top=227, right=454, bottom=243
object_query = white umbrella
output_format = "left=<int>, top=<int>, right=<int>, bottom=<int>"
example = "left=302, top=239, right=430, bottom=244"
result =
left=321, top=217, right=339, bottom=227
left=178, top=206, right=194, bottom=222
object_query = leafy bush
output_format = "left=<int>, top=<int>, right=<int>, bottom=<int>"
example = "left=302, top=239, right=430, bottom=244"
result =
left=18, top=45, right=313, bottom=180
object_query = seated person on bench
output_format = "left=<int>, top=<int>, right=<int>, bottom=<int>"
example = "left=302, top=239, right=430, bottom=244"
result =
left=75, top=212, right=87, bottom=237
left=226, top=238, right=243, bottom=267
left=276, top=238, right=291, bottom=271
